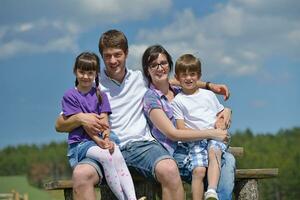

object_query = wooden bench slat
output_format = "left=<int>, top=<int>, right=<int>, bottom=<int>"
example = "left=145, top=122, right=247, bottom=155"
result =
left=228, top=147, right=244, bottom=158
left=44, top=168, right=278, bottom=190
left=236, top=168, right=278, bottom=179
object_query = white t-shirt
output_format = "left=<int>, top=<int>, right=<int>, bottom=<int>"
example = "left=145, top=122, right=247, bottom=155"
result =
left=171, top=88, right=224, bottom=130
left=100, top=69, right=154, bottom=147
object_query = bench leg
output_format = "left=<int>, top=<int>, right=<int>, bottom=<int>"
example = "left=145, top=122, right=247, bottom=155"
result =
left=64, top=188, right=73, bottom=200
left=234, top=179, right=259, bottom=200
left=135, top=181, right=161, bottom=200
left=100, top=185, right=118, bottom=200
left=100, top=181, right=161, bottom=200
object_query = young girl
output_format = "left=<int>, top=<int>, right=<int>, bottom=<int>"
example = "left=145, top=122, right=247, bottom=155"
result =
left=62, top=52, right=137, bottom=200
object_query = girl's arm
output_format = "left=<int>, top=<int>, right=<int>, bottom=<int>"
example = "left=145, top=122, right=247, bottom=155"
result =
left=149, top=108, right=228, bottom=142
left=99, top=113, right=115, bottom=153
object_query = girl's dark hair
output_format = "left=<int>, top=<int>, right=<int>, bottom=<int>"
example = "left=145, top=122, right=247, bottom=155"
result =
left=142, top=44, right=173, bottom=84
left=73, top=52, right=102, bottom=104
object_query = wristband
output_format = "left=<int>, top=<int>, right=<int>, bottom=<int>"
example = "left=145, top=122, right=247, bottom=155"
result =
left=205, top=81, right=211, bottom=90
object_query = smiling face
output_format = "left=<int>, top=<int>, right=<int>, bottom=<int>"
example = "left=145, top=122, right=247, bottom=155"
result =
left=102, top=48, right=128, bottom=82
left=147, top=53, right=170, bottom=84
left=176, top=70, right=200, bottom=94
left=75, top=69, right=97, bottom=92
left=174, top=54, right=202, bottom=94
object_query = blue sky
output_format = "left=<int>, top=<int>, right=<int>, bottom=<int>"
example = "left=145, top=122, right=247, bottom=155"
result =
left=0, top=0, right=299, bottom=148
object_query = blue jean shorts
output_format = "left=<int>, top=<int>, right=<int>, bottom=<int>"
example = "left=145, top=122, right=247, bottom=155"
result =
left=120, top=140, right=173, bottom=181
left=67, top=132, right=120, bottom=181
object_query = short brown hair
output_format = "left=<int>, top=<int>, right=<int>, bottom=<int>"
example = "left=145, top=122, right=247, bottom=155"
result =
left=175, top=54, right=201, bottom=76
left=98, top=29, right=128, bottom=56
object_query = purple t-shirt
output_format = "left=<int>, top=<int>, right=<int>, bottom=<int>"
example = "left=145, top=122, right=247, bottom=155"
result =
left=62, top=87, right=111, bottom=144
left=143, top=84, right=181, bottom=155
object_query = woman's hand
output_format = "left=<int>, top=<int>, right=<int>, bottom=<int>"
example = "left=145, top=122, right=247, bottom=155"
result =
left=210, top=129, right=229, bottom=143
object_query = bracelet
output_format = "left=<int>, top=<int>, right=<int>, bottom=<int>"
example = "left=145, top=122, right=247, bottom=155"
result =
left=205, top=81, right=211, bottom=90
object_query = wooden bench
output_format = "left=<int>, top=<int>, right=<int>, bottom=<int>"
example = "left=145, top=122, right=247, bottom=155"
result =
left=44, top=147, right=278, bottom=200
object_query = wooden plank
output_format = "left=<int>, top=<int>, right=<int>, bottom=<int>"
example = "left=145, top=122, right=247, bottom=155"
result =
left=44, top=168, right=278, bottom=190
left=44, top=180, right=73, bottom=190
left=236, top=168, right=278, bottom=179
left=228, top=147, right=244, bottom=158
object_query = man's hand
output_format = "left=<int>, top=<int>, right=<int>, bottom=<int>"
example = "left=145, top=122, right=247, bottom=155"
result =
left=217, top=108, right=232, bottom=129
left=80, top=113, right=109, bottom=136
left=209, top=83, right=230, bottom=101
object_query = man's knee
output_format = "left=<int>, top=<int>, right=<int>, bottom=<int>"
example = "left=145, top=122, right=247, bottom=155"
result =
left=222, top=152, right=236, bottom=169
left=155, top=159, right=181, bottom=184
left=72, top=164, right=100, bottom=187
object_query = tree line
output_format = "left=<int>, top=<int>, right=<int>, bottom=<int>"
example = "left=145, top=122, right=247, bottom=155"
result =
left=0, top=127, right=299, bottom=199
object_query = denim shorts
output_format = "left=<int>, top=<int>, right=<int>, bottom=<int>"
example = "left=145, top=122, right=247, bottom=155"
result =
left=120, top=140, right=173, bottom=181
left=67, top=132, right=120, bottom=182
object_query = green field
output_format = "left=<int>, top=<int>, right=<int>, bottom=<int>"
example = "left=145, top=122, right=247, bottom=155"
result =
left=0, top=176, right=64, bottom=200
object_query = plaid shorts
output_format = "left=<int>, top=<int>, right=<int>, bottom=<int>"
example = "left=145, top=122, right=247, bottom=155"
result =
left=173, top=141, right=208, bottom=182
left=207, top=140, right=228, bottom=152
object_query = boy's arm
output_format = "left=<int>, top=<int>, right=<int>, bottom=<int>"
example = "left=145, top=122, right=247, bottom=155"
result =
left=169, top=78, right=230, bottom=100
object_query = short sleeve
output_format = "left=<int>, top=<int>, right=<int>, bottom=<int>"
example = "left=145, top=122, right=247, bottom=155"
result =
left=62, top=92, right=81, bottom=117
left=143, top=90, right=163, bottom=118
left=171, top=97, right=184, bottom=120
left=211, top=93, right=224, bottom=113
left=99, top=92, right=112, bottom=114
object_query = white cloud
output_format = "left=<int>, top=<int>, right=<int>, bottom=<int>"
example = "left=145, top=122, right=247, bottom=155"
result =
left=134, top=0, right=300, bottom=77
left=0, top=0, right=171, bottom=59
left=79, top=0, right=171, bottom=22
left=0, top=20, right=79, bottom=59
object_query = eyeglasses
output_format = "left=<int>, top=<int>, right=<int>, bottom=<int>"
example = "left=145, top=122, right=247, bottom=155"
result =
left=149, top=61, right=169, bottom=70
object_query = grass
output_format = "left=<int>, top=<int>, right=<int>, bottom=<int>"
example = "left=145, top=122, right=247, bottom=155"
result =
left=0, top=175, right=64, bottom=200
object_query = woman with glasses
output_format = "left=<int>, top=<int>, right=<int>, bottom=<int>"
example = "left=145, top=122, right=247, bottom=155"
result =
left=142, top=44, right=235, bottom=200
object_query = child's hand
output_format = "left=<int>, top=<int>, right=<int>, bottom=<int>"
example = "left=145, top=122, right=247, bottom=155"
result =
left=97, top=139, right=110, bottom=149
left=104, top=138, right=115, bottom=154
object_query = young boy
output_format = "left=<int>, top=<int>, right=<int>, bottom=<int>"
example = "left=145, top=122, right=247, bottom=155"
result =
left=171, top=54, right=230, bottom=200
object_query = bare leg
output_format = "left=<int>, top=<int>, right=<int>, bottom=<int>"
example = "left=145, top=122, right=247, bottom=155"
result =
left=155, top=159, right=184, bottom=200
left=207, top=148, right=222, bottom=190
left=192, top=167, right=206, bottom=200
left=72, top=164, right=100, bottom=200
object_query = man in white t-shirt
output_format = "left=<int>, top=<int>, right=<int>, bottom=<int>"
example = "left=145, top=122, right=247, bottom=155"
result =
left=55, top=29, right=232, bottom=200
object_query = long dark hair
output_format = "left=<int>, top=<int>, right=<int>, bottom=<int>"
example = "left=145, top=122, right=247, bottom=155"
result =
left=73, top=52, right=102, bottom=104
left=142, top=44, right=173, bottom=84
